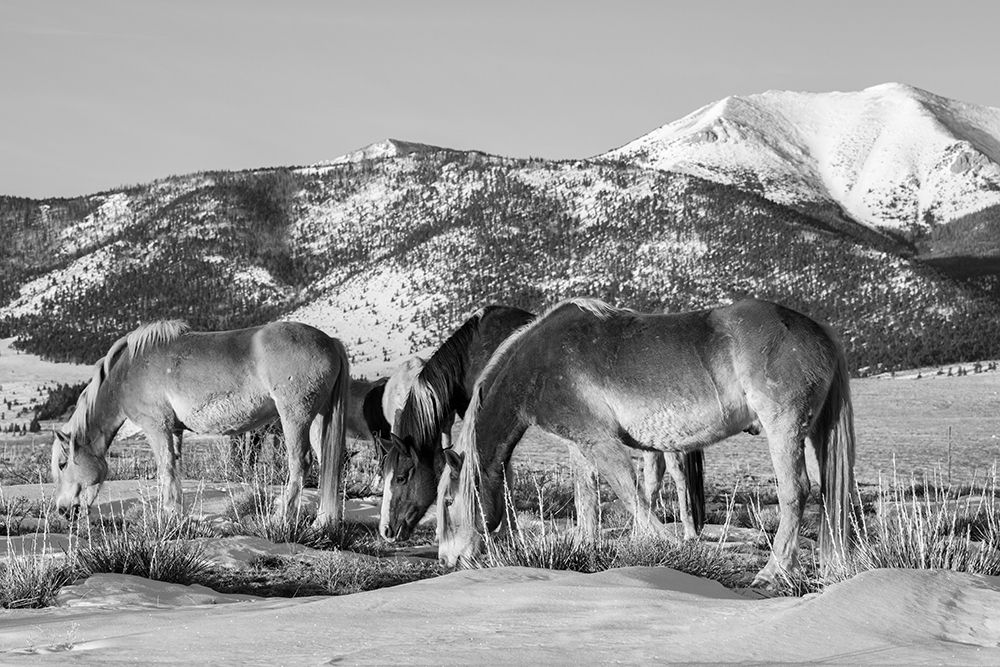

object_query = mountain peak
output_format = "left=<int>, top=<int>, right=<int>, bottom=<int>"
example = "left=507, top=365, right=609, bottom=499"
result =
left=322, top=138, right=449, bottom=165
left=603, top=85, right=1000, bottom=233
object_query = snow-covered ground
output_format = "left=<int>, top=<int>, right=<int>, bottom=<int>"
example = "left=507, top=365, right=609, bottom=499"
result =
left=2, top=479, right=999, bottom=663
left=1, top=564, right=997, bottom=662
left=0, top=338, right=95, bottom=431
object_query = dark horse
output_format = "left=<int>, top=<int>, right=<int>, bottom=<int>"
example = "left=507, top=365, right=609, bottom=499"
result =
left=347, top=377, right=392, bottom=444
left=437, top=299, right=856, bottom=586
left=379, top=305, right=708, bottom=542
left=379, top=305, right=535, bottom=540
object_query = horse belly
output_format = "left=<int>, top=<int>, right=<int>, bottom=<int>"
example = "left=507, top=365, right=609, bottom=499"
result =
left=617, top=378, right=752, bottom=452
left=172, top=391, right=277, bottom=435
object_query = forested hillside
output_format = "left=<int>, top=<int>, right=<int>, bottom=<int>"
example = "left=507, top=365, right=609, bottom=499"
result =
left=2, top=146, right=998, bottom=375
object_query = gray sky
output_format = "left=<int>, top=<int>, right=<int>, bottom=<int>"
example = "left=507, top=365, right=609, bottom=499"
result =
left=3, top=0, right=998, bottom=198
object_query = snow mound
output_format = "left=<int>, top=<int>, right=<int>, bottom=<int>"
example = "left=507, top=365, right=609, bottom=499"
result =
left=3, top=567, right=999, bottom=663
left=56, top=574, right=260, bottom=609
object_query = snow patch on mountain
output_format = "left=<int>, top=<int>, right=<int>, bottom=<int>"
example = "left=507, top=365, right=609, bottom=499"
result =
left=2, top=244, right=121, bottom=318
left=286, top=263, right=443, bottom=379
left=320, top=139, right=449, bottom=166
left=604, top=83, right=1000, bottom=232
left=59, top=193, right=133, bottom=255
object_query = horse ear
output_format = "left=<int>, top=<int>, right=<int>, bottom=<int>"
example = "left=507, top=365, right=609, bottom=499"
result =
left=443, top=448, right=464, bottom=478
left=391, top=432, right=408, bottom=452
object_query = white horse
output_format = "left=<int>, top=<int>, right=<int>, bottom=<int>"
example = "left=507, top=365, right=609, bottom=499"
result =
left=52, top=320, right=350, bottom=527
left=437, top=298, right=857, bottom=586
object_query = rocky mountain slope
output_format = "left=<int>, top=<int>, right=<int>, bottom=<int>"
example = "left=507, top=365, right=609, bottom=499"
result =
left=604, top=83, right=1000, bottom=258
left=2, top=87, right=1000, bottom=378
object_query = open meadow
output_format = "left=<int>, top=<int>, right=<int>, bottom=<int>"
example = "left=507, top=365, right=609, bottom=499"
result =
left=3, top=344, right=1000, bottom=662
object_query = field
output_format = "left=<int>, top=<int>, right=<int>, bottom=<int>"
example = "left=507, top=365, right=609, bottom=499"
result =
left=2, top=366, right=1000, bottom=662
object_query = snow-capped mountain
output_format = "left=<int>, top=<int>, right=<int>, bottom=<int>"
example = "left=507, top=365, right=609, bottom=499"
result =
left=320, top=138, right=450, bottom=166
left=603, top=83, right=1000, bottom=240
left=3, top=84, right=1000, bottom=379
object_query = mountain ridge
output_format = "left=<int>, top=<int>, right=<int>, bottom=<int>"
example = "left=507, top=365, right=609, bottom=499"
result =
left=602, top=83, right=1000, bottom=253
left=3, top=85, right=1000, bottom=377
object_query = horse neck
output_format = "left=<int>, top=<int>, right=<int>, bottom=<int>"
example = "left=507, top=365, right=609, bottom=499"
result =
left=79, top=359, right=130, bottom=457
left=467, top=387, right=526, bottom=487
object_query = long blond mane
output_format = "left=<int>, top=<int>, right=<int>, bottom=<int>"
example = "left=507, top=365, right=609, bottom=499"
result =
left=451, top=297, right=626, bottom=519
left=63, top=320, right=189, bottom=440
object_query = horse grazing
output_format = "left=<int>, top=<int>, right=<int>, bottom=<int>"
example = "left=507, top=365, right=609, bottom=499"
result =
left=380, top=304, right=708, bottom=543
left=379, top=305, right=534, bottom=541
left=51, top=320, right=351, bottom=528
left=437, top=298, right=856, bottom=586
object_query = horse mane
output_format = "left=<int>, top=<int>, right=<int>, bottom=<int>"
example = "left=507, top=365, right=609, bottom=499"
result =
left=126, top=320, right=190, bottom=358
left=63, top=320, right=189, bottom=440
left=450, top=298, right=626, bottom=525
left=396, top=307, right=490, bottom=453
left=453, top=379, right=485, bottom=529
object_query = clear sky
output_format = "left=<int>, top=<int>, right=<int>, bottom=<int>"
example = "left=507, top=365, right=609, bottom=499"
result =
left=3, top=0, right=999, bottom=198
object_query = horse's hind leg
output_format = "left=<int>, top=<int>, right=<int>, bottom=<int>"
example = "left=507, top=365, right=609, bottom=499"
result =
left=662, top=452, right=699, bottom=540
left=753, top=416, right=810, bottom=587
left=275, top=414, right=311, bottom=522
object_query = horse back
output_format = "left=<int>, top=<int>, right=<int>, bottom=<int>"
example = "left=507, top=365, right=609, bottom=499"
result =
left=509, top=305, right=748, bottom=450
left=462, top=306, right=536, bottom=402
left=122, top=321, right=344, bottom=434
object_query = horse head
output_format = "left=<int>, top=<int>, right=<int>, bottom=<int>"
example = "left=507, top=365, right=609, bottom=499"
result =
left=436, top=445, right=490, bottom=567
left=378, top=433, right=441, bottom=541
left=51, top=429, right=108, bottom=519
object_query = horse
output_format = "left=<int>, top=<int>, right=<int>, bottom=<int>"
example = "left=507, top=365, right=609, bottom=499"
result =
left=380, top=304, right=708, bottom=543
left=51, top=320, right=351, bottom=528
left=347, top=377, right=391, bottom=444
left=381, top=356, right=427, bottom=435
left=379, top=306, right=533, bottom=541
left=436, top=298, right=856, bottom=587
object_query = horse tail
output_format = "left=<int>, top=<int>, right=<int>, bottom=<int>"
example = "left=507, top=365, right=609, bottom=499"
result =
left=683, top=450, right=706, bottom=534
left=811, top=335, right=857, bottom=571
left=317, top=340, right=350, bottom=528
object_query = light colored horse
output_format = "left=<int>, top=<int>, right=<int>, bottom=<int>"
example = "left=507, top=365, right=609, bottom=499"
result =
left=51, top=320, right=350, bottom=527
left=381, top=356, right=427, bottom=435
left=380, top=305, right=708, bottom=543
left=437, top=298, right=856, bottom=587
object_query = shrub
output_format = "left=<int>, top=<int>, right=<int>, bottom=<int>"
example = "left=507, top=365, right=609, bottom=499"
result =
left=0, top=555, right=75, bottom=609
left=74, top=514, right=212, bottom=585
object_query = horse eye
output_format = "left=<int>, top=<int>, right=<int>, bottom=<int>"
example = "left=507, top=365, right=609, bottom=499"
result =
left=395, top=470, right=409, bottom=484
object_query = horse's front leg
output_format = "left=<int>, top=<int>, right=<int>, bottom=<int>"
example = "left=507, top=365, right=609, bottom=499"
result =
left=568, top=444, right=600, bottom=544
left=147, top=429, right=183, bottom=516
left=587, top=438, right=674, bottom=541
